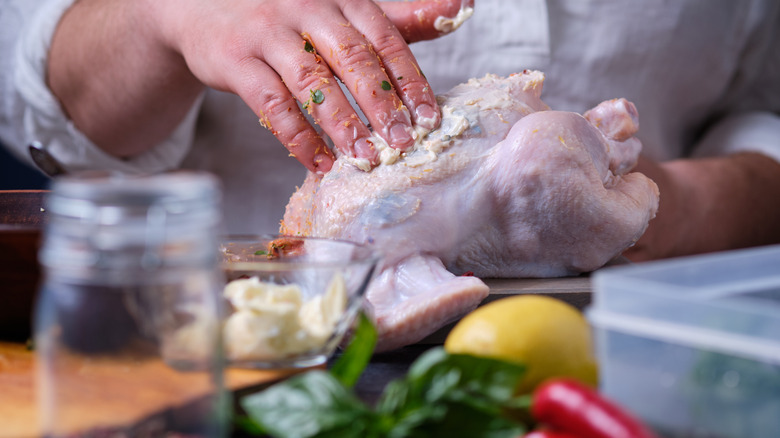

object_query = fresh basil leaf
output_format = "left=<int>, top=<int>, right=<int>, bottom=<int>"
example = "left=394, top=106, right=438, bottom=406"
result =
left=381, top=80, right=392, bottom=91
left=376, top=348, right=527, bottom=436
left=373, top=378, right=448, bottom=436
left=241, top=370, right=376, bottom=438
left=392, top=402, right=525, bottom=438
left=406, top=348, right=526, bottom=407
left=234, top=414, right=265, bottom=435
left=241, top=344, right=528, bottom=437
left=374, top=378, right=411, bottom=415
left=330, top=312, right=377, bottom=388
left=386, top=403, right=448, bottom=438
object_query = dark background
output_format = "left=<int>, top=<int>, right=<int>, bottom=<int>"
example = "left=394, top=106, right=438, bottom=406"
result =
left=0, top=142, right=50, bottom=190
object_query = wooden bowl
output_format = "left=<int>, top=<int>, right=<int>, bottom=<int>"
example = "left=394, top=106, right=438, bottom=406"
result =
left=0, top=190, right=48, bottom=341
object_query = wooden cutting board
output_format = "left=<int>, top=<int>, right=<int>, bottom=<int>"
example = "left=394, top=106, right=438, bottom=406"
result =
left=484, top=276, right=592, bottom=308
left=0, top=341, right=309, bottom=438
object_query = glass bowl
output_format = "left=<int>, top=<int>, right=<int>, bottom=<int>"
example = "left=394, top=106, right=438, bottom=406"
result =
left=219, top=235, right=379, bottom=369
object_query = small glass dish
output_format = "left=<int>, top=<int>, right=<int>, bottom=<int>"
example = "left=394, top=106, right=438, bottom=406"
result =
left=219, top=235, right=379, bottom=369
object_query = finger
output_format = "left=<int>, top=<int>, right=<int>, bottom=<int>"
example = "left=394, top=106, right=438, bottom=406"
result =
left=379, top=0, right=474, bottom=42
left=336, top=2, right=441, bottom=132
left=263, top=29, right=382, bottom=165
left=343, top=1, right=441, bottom=130
left=230, top=56, right=337, bottom=173
left=299, top=7, right=418, bottom=151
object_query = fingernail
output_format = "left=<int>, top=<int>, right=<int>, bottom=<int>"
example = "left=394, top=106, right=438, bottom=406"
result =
left=312, top=152, right=333, bottom=173
left=354, top=138, right=379, bottom=164
left=415, top=104, right=440, bottom=130
left=389, top=123, right=414, bottom=149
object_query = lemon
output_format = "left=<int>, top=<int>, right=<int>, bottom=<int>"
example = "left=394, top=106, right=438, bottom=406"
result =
left=444, top=294, right=598, bottom=394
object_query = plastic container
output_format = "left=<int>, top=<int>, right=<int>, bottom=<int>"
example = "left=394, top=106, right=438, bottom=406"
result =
left=588, top=244, right=780, bottom=438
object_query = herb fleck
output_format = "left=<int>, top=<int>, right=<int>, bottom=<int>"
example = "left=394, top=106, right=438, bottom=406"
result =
left=254, top=250, right=267, bottom=256
left=396, top=76, right=403, bottom=80
left=304, top=41, right=314, bottom=53
left=380, top=80, right=392, bottom=91
left=310, top=89, right=325, bottom=104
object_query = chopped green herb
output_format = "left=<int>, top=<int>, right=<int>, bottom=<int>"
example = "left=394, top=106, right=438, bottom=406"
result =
left=310, top=89, right=325, bottom=104
left=271, top=242, right=286, bottom=250
left=397, top=76, right=403, bottom=80
left=254, top=250, right=267, bottom=256
left=304, top=41, right=314, bottom=53
left=380, top=80, right=392, bottom=91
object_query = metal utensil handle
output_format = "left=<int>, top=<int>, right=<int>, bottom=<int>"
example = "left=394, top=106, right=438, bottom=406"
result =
left=28, top=142, right=67, bottom=177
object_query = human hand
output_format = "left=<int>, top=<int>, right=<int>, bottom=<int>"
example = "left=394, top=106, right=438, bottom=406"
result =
left=622, top=156, right=688, bottom=261
left=149, top=0, right=473, bottom=172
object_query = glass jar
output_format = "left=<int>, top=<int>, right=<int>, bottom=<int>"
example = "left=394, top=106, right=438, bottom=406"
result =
left=34, top=171, right=228, bottom=437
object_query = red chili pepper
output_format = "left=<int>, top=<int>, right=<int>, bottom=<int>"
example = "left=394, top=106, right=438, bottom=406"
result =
left=531, top=378, right=659, bottom=438
left=524, top=429, right=582, bottom=438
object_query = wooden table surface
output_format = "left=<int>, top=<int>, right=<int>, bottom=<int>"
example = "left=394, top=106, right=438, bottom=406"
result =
left=0, top=276, right=592, bottom=437
left=0, top=342, right=309, bottom=438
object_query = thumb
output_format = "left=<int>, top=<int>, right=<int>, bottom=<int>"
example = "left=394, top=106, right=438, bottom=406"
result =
left=378, top=0, right=474, bottom=43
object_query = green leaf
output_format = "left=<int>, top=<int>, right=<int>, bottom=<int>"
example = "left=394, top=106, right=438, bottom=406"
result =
left=390, top=402, right=524, bottom=438
left=376, top=348, right=527, bottom=437
left=311, top=89, right=325, bottom=104
left=234, top=415, right=266, bottom=435
left=241, top=371, right=376, bottom=438
left=410, top=349, right=526, bottom=407
left=330, top=312, right=377, bottom=388
left=253, top=250, right=267, bottom=256
left=304, top=41, right=315, bottom=53
left=374, top=378, right=411, bottom=416
left=381, top=80, right=392, bottom=91
left=240, top=344, right=528, bottom=437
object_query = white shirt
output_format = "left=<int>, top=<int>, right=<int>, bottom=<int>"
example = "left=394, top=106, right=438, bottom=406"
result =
left=2, top=0, right=779, bottom=233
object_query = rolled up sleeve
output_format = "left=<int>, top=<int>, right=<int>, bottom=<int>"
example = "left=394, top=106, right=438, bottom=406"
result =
left=12, top=0, right=202, bottom=175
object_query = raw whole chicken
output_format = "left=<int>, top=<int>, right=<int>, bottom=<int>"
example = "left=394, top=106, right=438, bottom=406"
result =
left=281, top=71, right=659, bottom=351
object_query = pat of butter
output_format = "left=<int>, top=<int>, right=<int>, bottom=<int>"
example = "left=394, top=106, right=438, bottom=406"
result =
left=223, top=275, right=347, bottom=361
left=343, top=105, right=471, bottom=171
left=434, top=6, right=474, bottom=33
